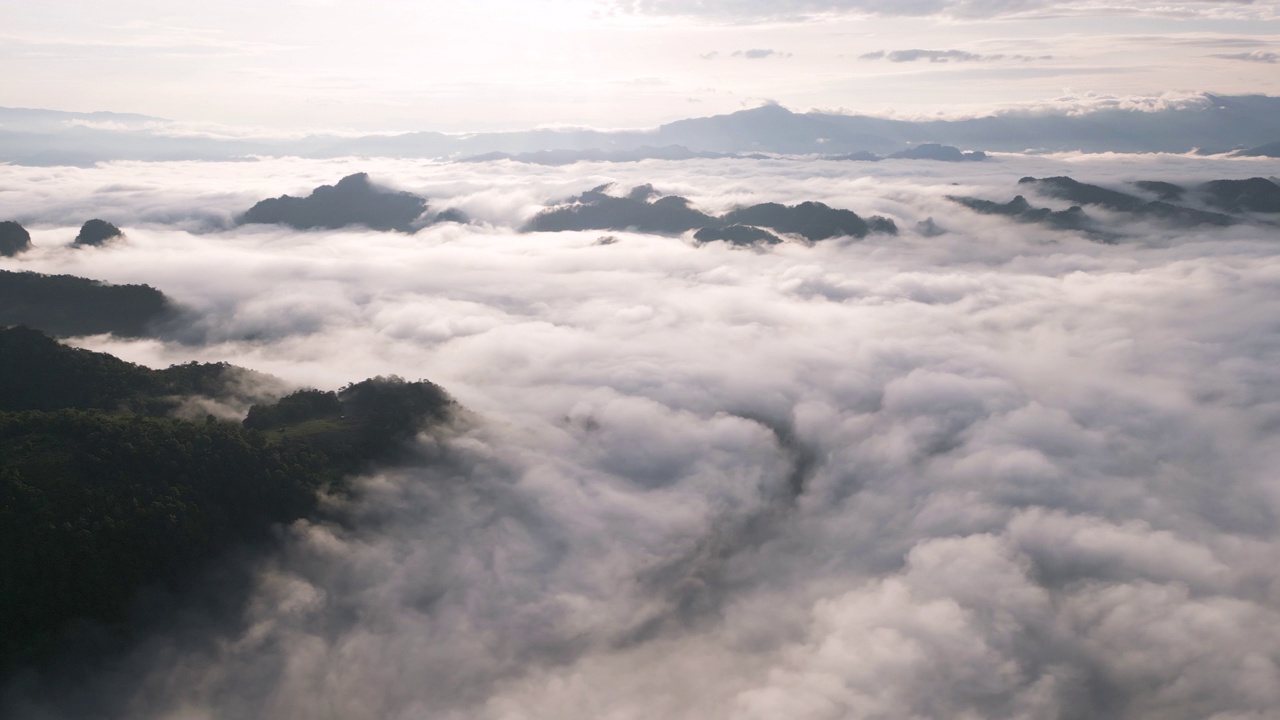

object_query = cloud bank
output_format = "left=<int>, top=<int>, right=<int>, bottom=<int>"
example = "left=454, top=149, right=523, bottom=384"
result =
left=860, top=49, right=1053, bottom=63
left=734, top=48, right=790, bottom=59
left=3, top=153, right=1280, bottom=719
left=1212, top=50, right=1280, bottom=63
left=608, top=0, right=1280, bottom=21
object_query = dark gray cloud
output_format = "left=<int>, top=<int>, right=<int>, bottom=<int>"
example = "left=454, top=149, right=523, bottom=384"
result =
left=1162, top=36, right=1274, bottom=48
left=702, top=49, right=792, bottom=60
left=860, top=48, right=1053, bottom=62
left=4, top=154, right=1280, bottom=719
left=733, top=48, right=791, bottom=59
left=1212, top=50, right=1280, bottom=63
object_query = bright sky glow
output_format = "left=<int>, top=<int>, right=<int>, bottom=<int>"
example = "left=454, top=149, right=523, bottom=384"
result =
left=1, top=0, right=1278, bottom=131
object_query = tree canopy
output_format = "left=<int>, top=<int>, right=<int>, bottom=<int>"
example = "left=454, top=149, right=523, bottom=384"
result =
left=0, top=328, right=456, bottom=674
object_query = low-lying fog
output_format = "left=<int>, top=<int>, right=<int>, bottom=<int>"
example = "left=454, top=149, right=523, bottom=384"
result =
left=3, top=153, right=1280, bottom=719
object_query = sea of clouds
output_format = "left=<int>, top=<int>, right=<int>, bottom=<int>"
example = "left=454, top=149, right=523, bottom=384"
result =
left=3, top=152, right=1280, bottom=719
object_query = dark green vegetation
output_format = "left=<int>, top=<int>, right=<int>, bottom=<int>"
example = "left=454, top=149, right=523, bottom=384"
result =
left=0, top=325, right=273, bottom=416
left=0, top=221, right=31, bottom=257
left=526, top=183, right=898, bottom=243
left=0, top=327, right=454, bottom=673
left=239, top=172, right=432, bottom=232
left=244, top=378, right=454, bottom=467
left=73, top=219, right=123, bottom=247
left=0, top=269, right=173, bottom=338
left=1201, top=177, right=1280, bottom=213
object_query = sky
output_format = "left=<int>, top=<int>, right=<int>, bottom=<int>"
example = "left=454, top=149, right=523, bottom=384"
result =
left=2, top=0, right=1280, bottom=132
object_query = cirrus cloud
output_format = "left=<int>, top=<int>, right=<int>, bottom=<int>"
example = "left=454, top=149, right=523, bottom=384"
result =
left=860, top=48, right=1054, bottom=62
left=607, top=0, right=1280, bottom=21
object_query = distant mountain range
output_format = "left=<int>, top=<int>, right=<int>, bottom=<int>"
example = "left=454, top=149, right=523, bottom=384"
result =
left=3, top=94, right=1280, bottom=166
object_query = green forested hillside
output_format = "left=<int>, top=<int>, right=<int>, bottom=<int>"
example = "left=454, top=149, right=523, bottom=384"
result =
left=0, top=411, right=333, bottom=668
left=0, top=327, right=454, bottom=672
left=0, top=269, right=174, bottom=338
left=0, top=325, right=275, bottom=415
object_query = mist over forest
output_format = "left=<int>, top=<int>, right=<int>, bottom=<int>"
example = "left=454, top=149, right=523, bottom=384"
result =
left=3, top=115, right=1280, bottom=720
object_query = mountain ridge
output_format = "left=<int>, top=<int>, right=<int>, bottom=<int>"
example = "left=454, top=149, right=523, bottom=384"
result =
left=4, top=94, right=1280, bottom=164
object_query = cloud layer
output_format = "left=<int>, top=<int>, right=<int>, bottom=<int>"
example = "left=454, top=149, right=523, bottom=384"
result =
left=1213, top=50, right=1280, bottom=63
left=860, top=49, right=1053, bottom=63
left=608, top=0, right=1280, bottom=21
left=3, top=153, right=1280, bottom=719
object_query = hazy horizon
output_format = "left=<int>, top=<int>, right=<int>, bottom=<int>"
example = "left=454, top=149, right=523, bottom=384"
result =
left=3, top=1, right=1279, bottom=132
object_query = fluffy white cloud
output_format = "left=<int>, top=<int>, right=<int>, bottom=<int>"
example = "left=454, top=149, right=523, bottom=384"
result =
left=3, top=153, right=1280, bottom=719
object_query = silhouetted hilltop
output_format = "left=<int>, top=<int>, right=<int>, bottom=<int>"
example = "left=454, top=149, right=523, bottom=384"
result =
left=0, top=325, right=160, bottom=412
left=0, top=221, right=31, bottom=257
left=828, top=151, right=882, bottom=161
left=1200, top=177, right=1280, bottom=213
left=540, top=94, right=1280, bottom=156
left=430, top=208, right=469, bottom=224
left=915, top=218, right=947, bottom=237
left=73, top=219, right=122, bottom=247
left=238, top=173, right=429, bottom=232
left=0, top=269, right=173, bottom=338
left=888, top=144, right=987, bottom=162
left=952, top=194, right=1037, bottom=217
left=243, top=376, right=453, bottom=467
left=1020, top=176, right=1147, bottom=212
left=0, top=326, right=276, bottom=416
left=721, top=201, right=898, bottom=241
left=1020, top=176, right=1236, bottom=226
left=0, top=328, right=456, bottom=674
left=654, top=102, right=882, bottom=155
left=527, top=184, right=897, bottom=242
left=1132, top=180, right=1186, bottom=201
left=949, top=194, right=1095, bottom=235
left=526, top=183, right=715, bottom=234
left=948, top=175, right=1279, bottom=240
left=825, top=144, right=986, bottom=162
left=1234, top=140, right=1280, bottom=158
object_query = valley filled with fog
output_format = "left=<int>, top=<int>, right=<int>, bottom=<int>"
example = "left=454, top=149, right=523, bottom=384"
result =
left=4, top=152, right=1280, bottom=719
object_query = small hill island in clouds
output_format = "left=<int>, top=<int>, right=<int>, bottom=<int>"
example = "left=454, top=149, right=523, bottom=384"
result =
left=239, top=172, right=429, bottom=232
left=4, top=2, right=1280, bottom=719
left=524, top=183, right=897, bottom=241
left=0, top=222, right=32, bottom=256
